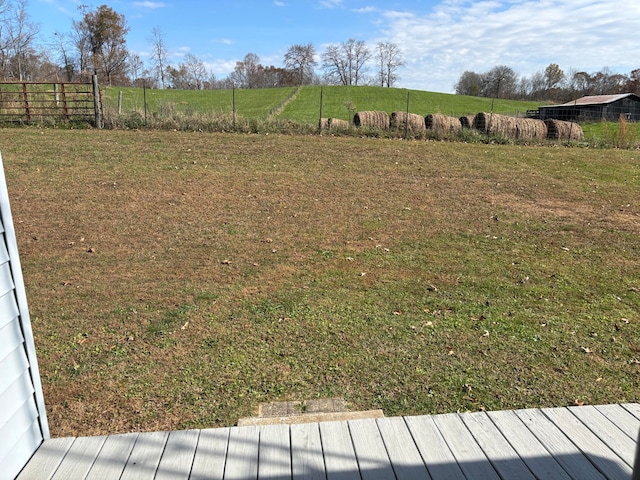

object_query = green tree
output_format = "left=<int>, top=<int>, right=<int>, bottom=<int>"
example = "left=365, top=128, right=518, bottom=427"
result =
left=544, top=63, right=565, bottom=89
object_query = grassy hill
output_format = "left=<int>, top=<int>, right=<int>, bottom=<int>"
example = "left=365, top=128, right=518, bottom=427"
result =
left=102, top=85, right=541, bottom=124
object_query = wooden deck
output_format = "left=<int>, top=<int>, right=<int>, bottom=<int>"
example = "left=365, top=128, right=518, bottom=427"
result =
left=16, top=403, right=639, bottom=480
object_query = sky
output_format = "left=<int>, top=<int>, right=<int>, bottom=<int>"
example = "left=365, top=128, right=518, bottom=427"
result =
left=32, top=0, right=640, bottom=93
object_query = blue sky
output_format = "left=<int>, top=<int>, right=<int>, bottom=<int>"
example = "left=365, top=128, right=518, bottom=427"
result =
left=33, top=0, right=640, bottom=92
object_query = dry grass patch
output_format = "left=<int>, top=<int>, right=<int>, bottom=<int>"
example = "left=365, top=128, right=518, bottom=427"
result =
left=2, top=129, right=639, bottom=436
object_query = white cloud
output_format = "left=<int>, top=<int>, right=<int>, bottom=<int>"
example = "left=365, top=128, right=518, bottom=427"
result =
left=380, top=0, right=640, bottom=92
left=274, top=1, right=286, bottom=6
left=320, top=0, right=343, bottom=8
left=353, top=6, right=378, bottom=13
left=133, top=1, right=166, bottom=9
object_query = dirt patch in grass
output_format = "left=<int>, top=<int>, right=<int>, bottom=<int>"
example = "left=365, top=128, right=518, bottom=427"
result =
left=3, top=129, right=639, bottom=436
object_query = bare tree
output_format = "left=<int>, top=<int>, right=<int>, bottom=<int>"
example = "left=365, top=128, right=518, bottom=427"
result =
left=375, top=42, right=403, bottom=87
left=229, top=52, right=261, bottom=88
left=321, top=39, right=370, bottom=86
left=483, top=65, right=518, bottom=98
left=183, top=53, right=208, bottom=89
left=127, top=52, right=144, bottom=85
left=52, top=31, right=75, bottom=81
left=6, top=0, right=39, bottom=80
left=149, top=26, right=168, bottom=88
left=283, top=43, right=316, bottom=85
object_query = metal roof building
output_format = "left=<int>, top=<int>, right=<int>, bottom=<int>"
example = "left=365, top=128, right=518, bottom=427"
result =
left=538, top=93, right=640, bottom=122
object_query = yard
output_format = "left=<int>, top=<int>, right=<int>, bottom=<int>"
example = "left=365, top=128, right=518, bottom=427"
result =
left=2, top=129, right=639, bottom=436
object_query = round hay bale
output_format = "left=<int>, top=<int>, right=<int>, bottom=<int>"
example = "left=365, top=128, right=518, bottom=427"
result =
left=459, top=115, right=475, bottom=129
left=390, top=112, right=426, bottom=132
left=354, top=111, right=390, bottom=129
left=328, top=118, right=350, bottom=130
left=472, top=112, right=517, bottom=136
left=425, top=114, right=462, bottom=132
left=514, top=118, right=547, bottom=139
left=544, top=119, right=584, bottom=140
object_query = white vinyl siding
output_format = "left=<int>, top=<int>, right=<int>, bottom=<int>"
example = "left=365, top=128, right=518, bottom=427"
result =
left=0, top=154, right=49, bottom=479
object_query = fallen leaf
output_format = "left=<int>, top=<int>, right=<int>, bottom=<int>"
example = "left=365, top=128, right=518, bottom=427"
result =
left=581, top=346, right=592, bottom=353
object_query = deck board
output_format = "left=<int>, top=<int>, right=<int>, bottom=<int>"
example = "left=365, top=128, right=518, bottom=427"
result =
left=318, top=420, right=360, bottom=480
left=432, top=412, right=502, bottom=480
left=487, top=409, right=573, bottom=480
left=189, top=427, right=229, bottom=480
left=258, top=423, right=291, bottom=480
left=17, top=403, right=639, bottom=480
left=461, top=411, right=536, bottom=480
left=290, top=422, right=325, bottom=480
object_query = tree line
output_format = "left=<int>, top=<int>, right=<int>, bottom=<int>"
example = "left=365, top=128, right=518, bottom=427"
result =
left=0, top=2, right=404, bottom=89
left=454, top=64, right=640, bottom=102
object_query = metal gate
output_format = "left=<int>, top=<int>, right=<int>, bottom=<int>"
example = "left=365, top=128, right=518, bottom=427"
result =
left=0, top=78, right=102, bottom=127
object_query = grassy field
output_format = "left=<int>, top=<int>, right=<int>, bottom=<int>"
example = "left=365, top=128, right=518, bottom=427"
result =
left=102, top=85, right=541, bottom=123
left=2, top=129, right=639, bottom=437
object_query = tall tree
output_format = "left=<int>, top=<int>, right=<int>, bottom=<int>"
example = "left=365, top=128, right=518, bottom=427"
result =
left=454, top=70, right=484, bottom=96
left=53, top=31, right=75, bottom=81
left=74, top=4, right=129, bottom=85
left=229, top=52, right=261, bottom=88
left=283, top=43, right=316, bottom=85
left=148, top=26, right=168, bottom=88
left=483, top=65, right=518, bottom=98
left=375, top=42, right=403, bottom=88
left=6, top=0, right=39, bottom=80
left=321, top=38, right=370, bottom=86
left=544, top=63, right=565, bottom=90
left=127, top=52, right=144, bottom=85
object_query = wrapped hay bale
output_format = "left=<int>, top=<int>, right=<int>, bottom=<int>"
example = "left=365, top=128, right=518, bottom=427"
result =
left=459, top=115, right=475, bottom=129
left=390, top=112, right=426, bottom=132
left=354, top=111, right=390, bottom=129
left=544, top=119, right=584, bottom=140
left=472, top=112, right=517, bottom=136
left=425, top=114, right=462, bottom=133
left=514, top=118, right=548, bottom=139
left=328, top=118, right=350, bottom=129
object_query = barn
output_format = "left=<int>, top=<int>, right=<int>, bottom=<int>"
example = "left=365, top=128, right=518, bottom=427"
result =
left=538, top=93, right=640, bottom=122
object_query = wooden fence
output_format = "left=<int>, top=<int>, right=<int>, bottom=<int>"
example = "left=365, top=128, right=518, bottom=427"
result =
left=0, top=75, right=102, bottom=127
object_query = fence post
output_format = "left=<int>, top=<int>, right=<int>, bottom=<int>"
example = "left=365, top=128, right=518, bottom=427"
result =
left=404, top=90, right=410, bottom=139
left=22, top=83, right=30, bottom=122
left=92, top=75, right=102, bottom=128
left=143, top=80, right=147, bottom=124
left=232, top=88, right=236, bottom=129
left=318, top=86, right=323, bottom=133
left=118, top=90, right=122, bottom=115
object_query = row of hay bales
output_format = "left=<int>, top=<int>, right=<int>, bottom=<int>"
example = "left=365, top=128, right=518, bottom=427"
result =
left=471, top=112, right=584, bottom=140
left=322, top=111, right=584, bottom=141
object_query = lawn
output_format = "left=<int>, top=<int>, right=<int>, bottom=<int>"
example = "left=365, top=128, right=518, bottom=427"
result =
left=2, top=129, right=639, bottom=436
